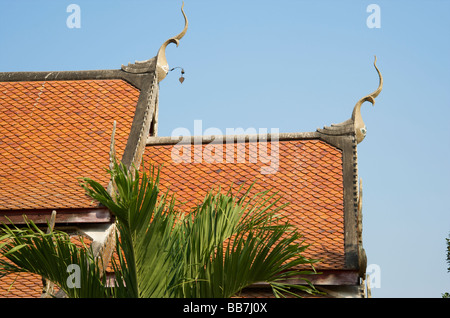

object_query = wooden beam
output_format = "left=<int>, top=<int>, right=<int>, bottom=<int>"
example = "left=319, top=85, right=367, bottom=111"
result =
left=248, top=270, right=360, bottom=287
left=0, top=208, right=112, bottom=225
left=291, top=270, right=360, bottom=286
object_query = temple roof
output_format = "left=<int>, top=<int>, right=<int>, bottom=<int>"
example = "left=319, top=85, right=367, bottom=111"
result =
left=0, top=3, right=382, bottom=298
left=144, top=137, right=346, bottom=270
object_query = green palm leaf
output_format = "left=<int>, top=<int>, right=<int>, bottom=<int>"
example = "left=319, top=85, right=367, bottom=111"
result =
left=0, top=218, right=109, bottom=298
left=81, top=160, right=183, bottom=298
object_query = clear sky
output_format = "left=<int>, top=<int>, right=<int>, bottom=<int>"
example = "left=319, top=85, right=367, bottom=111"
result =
left=1, top=0, right=449, bottom=298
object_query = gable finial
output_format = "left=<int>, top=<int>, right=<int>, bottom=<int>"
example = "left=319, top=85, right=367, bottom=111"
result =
left=156, top=2, right=188, bottom=82
left=352, top=56, right=383, bottom=143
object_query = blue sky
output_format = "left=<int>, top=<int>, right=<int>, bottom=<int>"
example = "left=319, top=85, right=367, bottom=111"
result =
left=1, top=1, right=449, bottom=298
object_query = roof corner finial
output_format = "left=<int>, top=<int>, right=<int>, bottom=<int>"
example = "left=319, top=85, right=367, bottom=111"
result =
left=156, top=2, right=188, bottom=82
left=352, top=56, right=383, bottom=144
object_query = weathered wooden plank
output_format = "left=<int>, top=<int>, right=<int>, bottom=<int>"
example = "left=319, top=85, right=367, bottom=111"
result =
left=0, top=208, right=112, bottom=225
left=296, top=270, right=360, bottom=286
left=248, top=270, right=360, bottom=287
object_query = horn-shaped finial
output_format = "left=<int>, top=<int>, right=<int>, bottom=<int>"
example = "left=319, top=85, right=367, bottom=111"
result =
left=352, top=56, right=383, bottom=143
left=156, top=2, right=188, bottom=82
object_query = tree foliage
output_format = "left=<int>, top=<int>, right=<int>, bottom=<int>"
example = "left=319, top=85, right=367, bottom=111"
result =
left=446, top=234, right=450, bottom=273
left=443, top=233, right=450, bottom=298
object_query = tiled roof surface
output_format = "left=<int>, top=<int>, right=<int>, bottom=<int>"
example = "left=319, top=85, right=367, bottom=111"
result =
left=0, top=272, right=43, bottom=298
left=0, top=79, right=139, bottom=211
left=0, top=139, right=346, bottom=298
left=143, top=139, right=345, bottom=270
left=0, top=78, right=349, bottom=297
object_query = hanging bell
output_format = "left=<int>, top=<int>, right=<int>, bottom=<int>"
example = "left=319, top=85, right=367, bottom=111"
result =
left=179, top=69, right=185, bottom=84
left=170, top=67, right=185, bottom=84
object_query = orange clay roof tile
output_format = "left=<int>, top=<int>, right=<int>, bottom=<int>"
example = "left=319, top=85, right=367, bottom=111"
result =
left=0, top=79, right=140, bottom=211
left=0, top=138, right=349, bottom=298
left=0, top=75, right=354, bottom=297
left=143, top=139, right=346, bottom=270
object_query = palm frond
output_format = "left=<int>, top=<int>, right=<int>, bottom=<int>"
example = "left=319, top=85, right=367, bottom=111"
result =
left=81, top=159, right=183, bottom=298
left=0, top=218, right=109, bottom=298
left=168, top=185, right=321, bottom=298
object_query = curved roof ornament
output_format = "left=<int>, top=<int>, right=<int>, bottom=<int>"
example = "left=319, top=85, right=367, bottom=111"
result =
left=317, top=56, right=383, bottom=144
left=121, top=2, right=188, bottom=82
left=155, top=2, right=188, bottom=82
left=352, top=56, right=383, bottom=144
